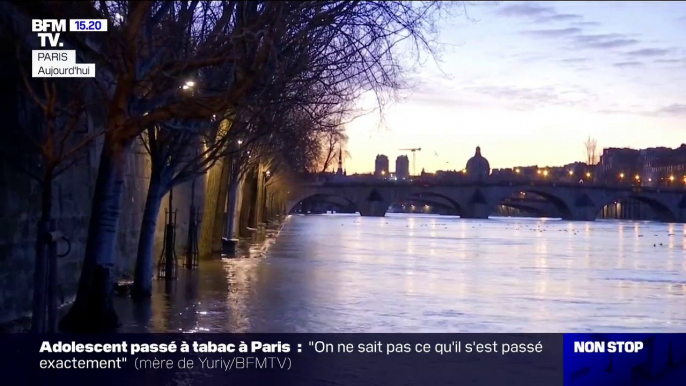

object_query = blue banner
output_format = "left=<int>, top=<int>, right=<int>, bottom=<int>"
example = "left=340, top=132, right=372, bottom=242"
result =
left=1, top=333, right=685, bottom=385
left=563, top=333, right=686, bottom=385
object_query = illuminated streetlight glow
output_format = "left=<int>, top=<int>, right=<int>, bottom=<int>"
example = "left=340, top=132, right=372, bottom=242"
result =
left=537, top=170, right=541, bottom=175
left=515, top=168, right=521, bottom=174
left=381, top=170, right=386, bottom=176
left=181, top=80, right=195, bottom=90
left=634, top=175, right=640, bottom=181
left=543, top=170, right=548, bottom=176
left=586, top=172, right=591, bottom=178
left=568, top=170, right=574, bottom=176
left=619, top=173, right=624, bottom=179
left=237, top=140, right=243, bottom=145
left=670, top=175, right=675, bottom=181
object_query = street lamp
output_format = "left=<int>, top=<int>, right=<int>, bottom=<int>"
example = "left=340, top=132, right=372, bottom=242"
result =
left=543, top=170, right=548, bottom=177
left=634, top=174, right=640, bottom=181
left=515, top=168, right=521, bottom=174
left=568, top=170, right=574, bottom=176
left=181, top=80, right=195, bottom=90
left=670, top=175, right=675, bottom=182
left=237, top=140, right=243, bottom=145
left=619, top=173, right=624, bottom=180
left=586, top=172, right=591, bottom=178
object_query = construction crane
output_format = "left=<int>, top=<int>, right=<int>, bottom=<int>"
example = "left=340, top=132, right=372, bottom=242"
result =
left=399, top=148, right=422, bottom=176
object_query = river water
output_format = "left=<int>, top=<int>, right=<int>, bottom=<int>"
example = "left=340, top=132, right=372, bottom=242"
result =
left=116, top=214, right=686, bottom=333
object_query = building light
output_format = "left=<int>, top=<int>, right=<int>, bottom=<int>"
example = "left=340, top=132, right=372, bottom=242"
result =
left=568, top=170, right=574, bottom=176
left=670, top=175, right=675, bottom=181
left=537, top=170, right=541, bottom=175
left=515, top=168, right=521, bottom=174
left=619, top=173, right=624, bottom=179
left=543, top=170, right=548, bottom=176
left=634, top=174, right=640, bottom=181
left=586, top=172, right=591, bottom=178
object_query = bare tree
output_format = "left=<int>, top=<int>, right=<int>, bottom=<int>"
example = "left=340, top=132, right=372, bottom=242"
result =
left=584, top=136, right=598, bottom=165
left=12, top=1, right=451, bottom=331
left=0, top=7, right=105, bottom=332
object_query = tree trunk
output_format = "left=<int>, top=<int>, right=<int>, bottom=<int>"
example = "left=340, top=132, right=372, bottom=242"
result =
left=225, top=180, right=239, bottom=239
left=132, top=172, right=164, bottom=298
left=31, top=172, right=52, bottom=333
left=59, top=137, right=128, bottom=332
left=199, top=156, right=230, bottom=258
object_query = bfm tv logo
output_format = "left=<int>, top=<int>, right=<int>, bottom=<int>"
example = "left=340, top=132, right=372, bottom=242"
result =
left=32, top=19, right=66, bottom=47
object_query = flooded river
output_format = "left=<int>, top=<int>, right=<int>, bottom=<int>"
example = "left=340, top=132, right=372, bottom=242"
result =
left=116, top=214, right=686, bottom=333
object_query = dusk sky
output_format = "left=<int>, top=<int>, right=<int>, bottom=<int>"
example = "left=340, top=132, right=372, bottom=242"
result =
left=342, top=1, right=686, bottom=175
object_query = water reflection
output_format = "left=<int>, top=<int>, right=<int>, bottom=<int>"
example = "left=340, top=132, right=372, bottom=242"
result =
left=117, top=214, right=686, bottom=333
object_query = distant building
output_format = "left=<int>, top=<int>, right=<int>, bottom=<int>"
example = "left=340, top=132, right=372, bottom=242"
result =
left=600, top=148, right=639, bottom=180
left=465, top=146, right=490, bottom=182
left=395, top=155, right=410, bottom=179
left=640, top=145, right=686, bottom=186
left=374, top=154, right=389, bottom=177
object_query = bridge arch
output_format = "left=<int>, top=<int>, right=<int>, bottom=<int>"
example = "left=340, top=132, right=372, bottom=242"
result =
left=494, top=201, right=549, bottom=217
left=491, top=188, right=574, bottom=219
left=594, top=194, right=677, bottom=222
left=392, top=191, right=462, bottom=215
left=286, top=193, right=358, bottom=215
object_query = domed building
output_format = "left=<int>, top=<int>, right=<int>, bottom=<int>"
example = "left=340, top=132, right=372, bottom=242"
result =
left=465, top=146, right=490, bottom=182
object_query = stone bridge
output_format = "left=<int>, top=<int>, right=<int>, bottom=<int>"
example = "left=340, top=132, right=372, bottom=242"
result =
left=285, top=181, right=686, bottom=222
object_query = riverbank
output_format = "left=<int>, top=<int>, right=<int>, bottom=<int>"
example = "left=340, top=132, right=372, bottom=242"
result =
left=0, top=216, right=289, bottom=333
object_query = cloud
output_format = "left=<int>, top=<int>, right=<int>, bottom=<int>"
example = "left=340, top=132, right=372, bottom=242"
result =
left=655, top=104, right=686, bottom=116
left=572, top=21, right=601, bottom=27
left=654, top=58, right=686, bottom=64
left=625, top=48, right=671, bottom=57
left=497, top=3, right=555, bottom=17
left=522, top=27, right=582, bottom=37
left=572, top=34, right=639, bottom=49
left=613, top=61, right=643, bottom=68
left=654, top=58, right=683, bottom=63
left=535, top=13, right=584, bottom=23
left=519, top=27, right=640, bottom=50
left=598, top=104, right=686, bottom=117
left=497, top=3, right=587, bottom=26
left=560, top=58, right=588, bottom=63
left=464, top=85, right=594, bottom=110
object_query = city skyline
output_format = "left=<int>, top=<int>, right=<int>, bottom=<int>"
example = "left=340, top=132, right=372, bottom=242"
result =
left=342, top=1, right=686, bottom=174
